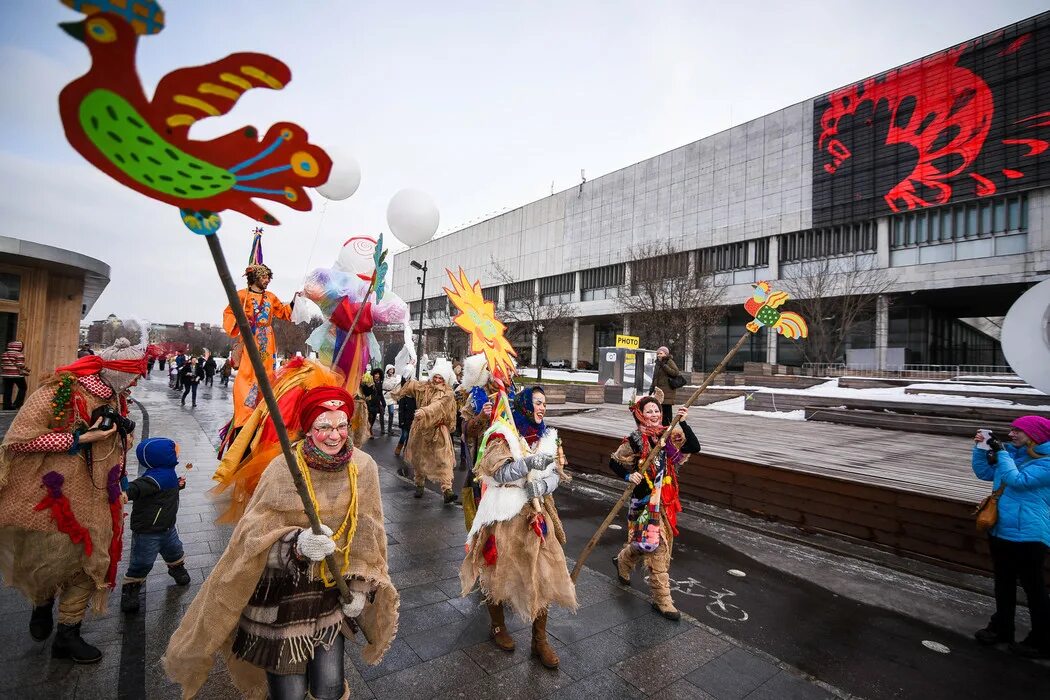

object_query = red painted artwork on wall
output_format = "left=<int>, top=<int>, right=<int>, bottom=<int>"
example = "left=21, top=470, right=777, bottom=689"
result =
left=812, top=12, right=1050, bottom=226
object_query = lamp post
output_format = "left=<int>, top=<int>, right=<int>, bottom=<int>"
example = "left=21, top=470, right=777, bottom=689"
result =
left=411, top=259, right=428, bottom=379
left=535, top=322, right=545, bottom=384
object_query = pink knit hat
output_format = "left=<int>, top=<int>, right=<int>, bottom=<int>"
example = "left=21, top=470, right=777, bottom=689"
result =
left=1011, top=416, right=1050, bottom=445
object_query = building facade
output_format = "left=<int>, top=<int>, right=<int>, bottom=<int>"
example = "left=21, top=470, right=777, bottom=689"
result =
left=0, top=236, right=110, bottom=394
left=392, top=12, right=1050, bottom=372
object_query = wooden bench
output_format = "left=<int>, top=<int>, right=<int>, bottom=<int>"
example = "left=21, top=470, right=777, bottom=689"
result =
left=904, top=387, right=1050, bottom=406
left=804, top=407, right=1013, bottom=437
left=564, top=384, right=605, bottom=404
left=540, top=385, right=566, bottom=404
left=746, top=392, right=1050, bottom=422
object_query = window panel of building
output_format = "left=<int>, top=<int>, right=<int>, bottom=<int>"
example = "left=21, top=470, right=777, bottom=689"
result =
left=481, top=286, right=499, bottom=305
left=580, top=264, right=624, bottom=301
left=889, top=193, right=1027, bottom=248
left=778, top=221, right=877, bottom=262
left=409, top=300, right=422, bottom=322
left=0, top=272, right=20, bottom=302
left=538, top=272, right=575, bottom=306
left=505, top=280, right=533, bottom=310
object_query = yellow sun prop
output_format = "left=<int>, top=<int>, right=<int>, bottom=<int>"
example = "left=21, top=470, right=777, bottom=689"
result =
left=443, top=268, right=517, bottom=381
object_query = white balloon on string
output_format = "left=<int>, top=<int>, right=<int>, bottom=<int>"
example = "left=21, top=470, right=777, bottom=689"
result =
left=316, top=149, right=361, bottom=201
left=386, top=189, right=439, bottom=247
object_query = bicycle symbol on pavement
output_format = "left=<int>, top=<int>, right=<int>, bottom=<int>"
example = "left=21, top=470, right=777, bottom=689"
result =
left=667, top=576, right=749, bottom=622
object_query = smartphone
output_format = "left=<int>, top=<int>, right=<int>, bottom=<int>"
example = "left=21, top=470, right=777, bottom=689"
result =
left=975, top=428, right=993, bottom=451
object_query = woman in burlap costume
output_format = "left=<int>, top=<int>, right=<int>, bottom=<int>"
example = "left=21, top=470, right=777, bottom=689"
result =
left=164, top=387, right=397, bottom=700
left=0, top=338, right=145, bottom=663
left=460, top=386, right=576, bottom=669
left=389, top=358, right=458, bottom=503
left=609, top=389, right=701, bottom=621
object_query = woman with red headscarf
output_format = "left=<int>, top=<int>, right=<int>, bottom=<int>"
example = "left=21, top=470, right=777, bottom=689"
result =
left=609, top=388, right=701, bottom=621
left=165, top=386, right=399, bottom=700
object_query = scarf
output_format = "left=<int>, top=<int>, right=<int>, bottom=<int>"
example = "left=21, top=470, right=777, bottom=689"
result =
left=513, top=386, right=547, bottom=445
left=55, top=355, right=146, bottom=377
left=301, top=438, right=352, bottom=472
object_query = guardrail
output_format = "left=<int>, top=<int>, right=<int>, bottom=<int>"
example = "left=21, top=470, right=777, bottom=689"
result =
left=800, top=362, right=1020, bottom=381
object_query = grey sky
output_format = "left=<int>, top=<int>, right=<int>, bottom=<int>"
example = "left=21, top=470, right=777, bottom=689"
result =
left=1, top=1, right=1045, bottom=324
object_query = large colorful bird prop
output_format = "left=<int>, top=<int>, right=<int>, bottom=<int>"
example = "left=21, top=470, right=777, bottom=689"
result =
left=743, top=281, right=809, bottom=339
left=57, top=0, right=332, bottom=234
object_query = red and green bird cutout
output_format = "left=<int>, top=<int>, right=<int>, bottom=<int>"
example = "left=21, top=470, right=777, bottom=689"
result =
left=56, top=0, right=332, bottom=234
left=743, top=281, right=809, bottom=339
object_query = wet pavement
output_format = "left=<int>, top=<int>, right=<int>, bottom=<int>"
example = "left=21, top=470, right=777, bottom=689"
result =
left=0, top=374, right=1045, bottom=698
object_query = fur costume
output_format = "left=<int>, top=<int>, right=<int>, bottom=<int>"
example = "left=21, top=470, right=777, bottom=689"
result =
left=0, top=341, right=144, bottom=617
left=460, top=416, right=577, bottom=622
left=390, top=377, right=456, bottom=491
left=163, top=448, right=397, bottom=699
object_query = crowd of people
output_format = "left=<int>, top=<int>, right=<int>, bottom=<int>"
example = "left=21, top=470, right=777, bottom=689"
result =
left=0, top=324, right=1046, bottom=699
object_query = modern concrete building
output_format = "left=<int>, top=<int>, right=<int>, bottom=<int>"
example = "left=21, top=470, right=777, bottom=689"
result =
left=393, top=12, right=1050, bottom=372
left=0, top=236, right=110, bottom=393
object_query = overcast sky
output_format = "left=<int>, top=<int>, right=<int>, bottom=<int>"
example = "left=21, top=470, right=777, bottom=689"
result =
left=2, top=1, right=1045, bottom=324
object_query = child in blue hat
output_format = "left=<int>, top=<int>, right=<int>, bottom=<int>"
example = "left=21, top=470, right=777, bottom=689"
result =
left=120, top=437, right=189, bottom=614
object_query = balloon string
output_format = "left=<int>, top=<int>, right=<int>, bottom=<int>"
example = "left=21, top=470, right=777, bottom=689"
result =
left=301, top=199, right=330, bottom=284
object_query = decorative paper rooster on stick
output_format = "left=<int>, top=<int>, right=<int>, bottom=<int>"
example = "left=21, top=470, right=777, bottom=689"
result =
left=743, top=281, right=809, bottom=339
left=57, top=0, right=332, bottom=234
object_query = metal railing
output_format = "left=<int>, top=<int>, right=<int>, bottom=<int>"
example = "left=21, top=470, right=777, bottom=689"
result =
left=800, top=362, right=1020, bottom=381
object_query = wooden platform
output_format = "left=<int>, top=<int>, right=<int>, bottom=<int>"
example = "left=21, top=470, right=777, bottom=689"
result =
left=549, top=406, right=1006, bottom=573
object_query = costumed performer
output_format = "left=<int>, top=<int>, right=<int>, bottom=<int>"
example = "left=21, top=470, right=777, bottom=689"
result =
left=212, top=357, right=351, bottom=523
left=164, top=386, right=398, bottom=700
left=609, top=388, right=701, bottom=621
left=222, top=262, right=293, bottom=449
left=0, top=337, right=145, bottom=663
left=389, top=358, right=458, bottom=503
left=459, top=386, right=577, bottom=669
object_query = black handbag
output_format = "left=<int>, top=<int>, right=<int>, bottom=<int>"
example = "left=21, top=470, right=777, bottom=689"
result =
left=668, top=373, right=687, bottom=389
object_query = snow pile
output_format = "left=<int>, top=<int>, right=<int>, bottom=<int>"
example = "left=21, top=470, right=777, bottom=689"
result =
left=703, top=396, right=806, bottom=420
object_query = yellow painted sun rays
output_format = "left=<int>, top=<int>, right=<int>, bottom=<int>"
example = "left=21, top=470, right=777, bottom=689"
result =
left=443, top=268, right=517, bottom=381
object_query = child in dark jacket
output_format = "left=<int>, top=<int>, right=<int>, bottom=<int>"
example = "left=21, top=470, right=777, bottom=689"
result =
left=120, top=437, right=190, bottom=614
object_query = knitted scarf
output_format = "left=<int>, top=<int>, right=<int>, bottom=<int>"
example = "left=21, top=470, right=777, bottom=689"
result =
left=301, top=438, right=352, bottom=472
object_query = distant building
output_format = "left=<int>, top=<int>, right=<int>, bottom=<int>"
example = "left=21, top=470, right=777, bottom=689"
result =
left=0, top=235, right=110, bottom=393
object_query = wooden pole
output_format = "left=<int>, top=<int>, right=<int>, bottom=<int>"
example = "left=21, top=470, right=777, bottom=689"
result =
left=570, top=330, right=754, bottom=582
left=206, top=233, right=354, bottom=606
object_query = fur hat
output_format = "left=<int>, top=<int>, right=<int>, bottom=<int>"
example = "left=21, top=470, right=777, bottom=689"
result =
left=460, top=353, right=490, bottom=390
left=98, top=338, right=145, bottom=393
left=429, top=358, right=455, bottom=386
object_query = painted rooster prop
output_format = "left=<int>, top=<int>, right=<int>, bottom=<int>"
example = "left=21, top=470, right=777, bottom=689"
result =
left=57, top=0, right=331, bottom=233
left=743, top=281, right=809, bottom=339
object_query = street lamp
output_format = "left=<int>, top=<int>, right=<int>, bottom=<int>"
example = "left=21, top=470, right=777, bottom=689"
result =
left=535, top=322, right=545, bottom=384
left=411, top=259, right=427, bottom=379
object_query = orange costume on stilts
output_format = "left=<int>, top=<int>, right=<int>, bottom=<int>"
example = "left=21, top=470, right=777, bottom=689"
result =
left=223, top=281, right=291, bottom=430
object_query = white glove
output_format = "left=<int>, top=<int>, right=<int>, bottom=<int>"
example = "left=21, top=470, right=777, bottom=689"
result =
left=341, top=590, right=366, bottom=618
left=296, top=525, right=336, bottom=562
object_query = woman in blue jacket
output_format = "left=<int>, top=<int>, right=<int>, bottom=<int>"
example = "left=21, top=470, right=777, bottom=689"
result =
left=971, top=415, right=1050, bottom=658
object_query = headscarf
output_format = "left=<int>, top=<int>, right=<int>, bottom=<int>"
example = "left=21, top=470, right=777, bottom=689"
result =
left=57, top=338, right=146, bottom=394
left=513, top=385, right=547, bottom=444
left=296, top=386, right=354, bottom=432
left=1012, top=416, right=1050, bottom=445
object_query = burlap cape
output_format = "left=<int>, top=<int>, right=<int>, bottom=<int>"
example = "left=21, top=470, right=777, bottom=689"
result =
left=392, top=379, right=456, bottom=485
left=460, top=439, right=577, bottom=622
left=0, top=376, right=126, bottom=610
left=163, top=447, right=398, bottom=699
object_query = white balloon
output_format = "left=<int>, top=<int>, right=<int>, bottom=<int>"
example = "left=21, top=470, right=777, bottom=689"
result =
left=316, top=149, right=361, bottom=201
left=386, top=189, right=439, bottom=247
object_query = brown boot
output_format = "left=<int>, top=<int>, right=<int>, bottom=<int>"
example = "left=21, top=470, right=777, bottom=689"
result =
left=487, top=603, right=515, bottom=651
left=531, top=610, right=559, bottom=669
left=394, top=444, right=403, bottom=457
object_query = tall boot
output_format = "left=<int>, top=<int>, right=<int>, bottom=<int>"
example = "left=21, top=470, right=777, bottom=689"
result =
left=487, top=603, right=515, bottom=651
left=648, top=568, right=681, bottom=621
left=120, top=582, right=142, bottom=614
left=531, top=609, right=559, bottom=669
left=51, top=622, right=103, bottom=664
left=29, top=598, right=55, bottom=641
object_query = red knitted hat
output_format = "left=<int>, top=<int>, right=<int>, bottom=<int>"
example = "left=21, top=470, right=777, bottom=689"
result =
left=297, top=386, right=354, bottom=431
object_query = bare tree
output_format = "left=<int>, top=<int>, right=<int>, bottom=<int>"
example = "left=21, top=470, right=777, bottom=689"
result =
left=617, top=241, right=727, bottom=366
left=272, top=318, right=321, bottom=360
left=781, top=255, right=895, bottom=366
left=489, top=257, right=578, bottom=382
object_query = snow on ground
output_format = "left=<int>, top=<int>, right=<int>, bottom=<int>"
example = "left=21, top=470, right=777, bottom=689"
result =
left=516, top=368, right=599, bottom=383
left=908, top=382, right=1045, bottom=395
left=703, top=395, right=807, bottom=420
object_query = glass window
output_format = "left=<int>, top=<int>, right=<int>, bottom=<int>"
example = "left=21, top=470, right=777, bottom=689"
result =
left=993, top=199, right=1006, bottom=232
left=1020, top=194, right=1028, bottom=230
left=966, top=206, right=978, bottom=237
left=0, top=273, right=19, bottom=302
left=941, top=209, right=953, bottom=241
left=928, top=211, right=940, bottom=242
left=1008, top=197, right=1021, bottom=230
left=979, top=202, right=992, bottom=235
left=916, top=213, right=926, bottom=244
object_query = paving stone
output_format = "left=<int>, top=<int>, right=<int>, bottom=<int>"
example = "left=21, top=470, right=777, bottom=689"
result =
left=350, top=637, right=423, bottom=682
left=546, top=591, right=652, bottom=645
left=397, top=582, right=451, bottom=611
left=404, top=605, right=495, bottom=660
left=660, top=678, right=717, bottom=699
left=611, top=610, right=692, bottom=649
left=686, top=647, right=779, bottom=700
left=613, top=627, right=733, bottom=695
left=397, top=599, right=465, bottom=637
left=556, top=628, right=637, bottom=681
left=547, top=668, right=647, bottom=699
left=367, top=650, right=482, bottom=700
left=744, top=670, right=835, bottom=700
left=432, top=656, right=575, bottom=700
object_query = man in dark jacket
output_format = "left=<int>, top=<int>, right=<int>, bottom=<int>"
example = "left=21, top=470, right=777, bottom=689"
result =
left=180, top=356, right=205, bottom=407
left=203, top=354, right=217, bottom=387
left=395, top=369, right=417, bottom=457
left=120, top=437, right=190, bottom=613
left=649, top=346, right=682, bottom=426
left=173, top=352, right=187, bottom=390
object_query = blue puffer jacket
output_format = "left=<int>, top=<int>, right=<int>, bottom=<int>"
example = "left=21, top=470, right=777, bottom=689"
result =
left=971, top=441, right=1050, bottom=546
